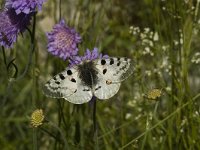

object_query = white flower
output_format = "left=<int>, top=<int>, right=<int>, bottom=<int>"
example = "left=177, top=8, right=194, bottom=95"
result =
left=153, top=32, right=159, bottom=41
left=144, top=27, right=150, bottom=33
left=125, top=113, right=132, bottom=120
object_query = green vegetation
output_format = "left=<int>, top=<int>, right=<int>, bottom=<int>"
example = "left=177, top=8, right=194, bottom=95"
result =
left=0, top=0, right=200, bottom=149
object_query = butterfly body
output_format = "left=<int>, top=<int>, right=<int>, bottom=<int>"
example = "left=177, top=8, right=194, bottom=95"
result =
left=44, top=57, right=134, bottom=104
left=78, top=61, right=98, bottom=88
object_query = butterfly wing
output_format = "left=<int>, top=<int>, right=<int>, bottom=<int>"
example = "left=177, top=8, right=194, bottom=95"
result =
left=43, top=67, right=93, bottom=104
left=97, top=57, right=134, bottom=82
left=93, top=57, right=134, bottom=99
left=93, top=75, right=121, bottom=99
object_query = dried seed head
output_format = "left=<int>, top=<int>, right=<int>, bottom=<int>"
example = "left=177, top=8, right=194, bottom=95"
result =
left=147, top=89, right=162, bottom=100
left=30, top=109, right=45, bottom=128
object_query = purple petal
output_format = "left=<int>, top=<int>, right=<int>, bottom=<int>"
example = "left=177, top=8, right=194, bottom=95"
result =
left=46, top=19, right=81, bottom=60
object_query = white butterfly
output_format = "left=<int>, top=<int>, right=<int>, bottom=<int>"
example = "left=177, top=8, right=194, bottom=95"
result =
left=43, top=57, right=134, bottom=104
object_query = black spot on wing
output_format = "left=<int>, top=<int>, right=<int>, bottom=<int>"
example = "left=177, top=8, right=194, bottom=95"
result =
left=95, top=86, right=101, bottom=91
left=124, top=57, right=128, bottom=61
left=114, top=60, right=131, bottom=78
left=59, top=74, right=65, bottom=80
left=117, top=61, right=121, bottom=66
left=53, top=77, right=56, bottom=80
left=110, top=58, right=114, bottom=65
left=103, top=69, right=107, bottom=74
left=74, top=89, right=77, bottom=93
left=71, top=78, right=76, bottom=83
left=55, top=81, right=60, bottom=84
left=67, top=70, right=72, bottom=75
left=83, top=88, right=90, bottom=91
left=101, top=59, right=106, bottom=65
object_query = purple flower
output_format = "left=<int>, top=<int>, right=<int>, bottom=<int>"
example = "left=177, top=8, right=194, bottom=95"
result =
left=46, top=19, right=82, bottom=60
left=69, top=48, right=109, bottom=67
left=5, top=0, right=46, bottom=14
left=0, top=8, right=32, bottom=48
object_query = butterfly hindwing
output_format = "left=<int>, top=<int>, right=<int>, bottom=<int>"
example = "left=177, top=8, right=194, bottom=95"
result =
left=93, top=76, right=121, bottom=99
left=65, top=82, right=93, bottom=104
left=93, top=57, right=134, bottom=99
left=43, top=67, right=92, bottom=104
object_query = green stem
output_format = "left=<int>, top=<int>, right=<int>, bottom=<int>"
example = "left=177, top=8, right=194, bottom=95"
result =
left=93, top=99, right=98, bottom=150
left=58, top=100, right=68, bottom=130
left=49, top=121, right=68, bottom=149
left=55, top=100, right=62, bottom=149
left=1, top=13, right=36, bottom=106
left=59, top=0, right=62, bottom=21
left=40, top=127, right=59, bottom=141
left=32, top=128, right=38, bottom=150
left=16, top=13, right=36, bottom=80
left=93, top=99, right=97, bottom=133
left=2, top=46, right=7, bottom=70
left=195, top=0, right=200, bottom=22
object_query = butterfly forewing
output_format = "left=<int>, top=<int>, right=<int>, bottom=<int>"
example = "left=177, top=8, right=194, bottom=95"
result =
left=43, top=68, right=77, bottom=98
left=43, top=67, right=93, bottom=104
left=95, top=57, right=134, bottom=83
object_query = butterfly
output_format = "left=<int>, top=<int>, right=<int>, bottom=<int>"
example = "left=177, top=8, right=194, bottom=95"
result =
left=43, top=57, right=134, bottom=104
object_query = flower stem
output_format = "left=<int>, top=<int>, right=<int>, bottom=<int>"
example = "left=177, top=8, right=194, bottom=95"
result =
left=59, top=0, right=62, bottom=21
left=49, top=121, right=68, bottom=149
left=32, top=128, right=38, bottom=150
left=1, top=46, right=7, bottom=71
left=16, top=13, right=36, bottom=80
left=93, top=99, right=99, bottom=150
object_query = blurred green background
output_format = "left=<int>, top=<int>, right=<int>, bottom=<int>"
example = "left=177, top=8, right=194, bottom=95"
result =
left=0, top=0, right=200, bottom=149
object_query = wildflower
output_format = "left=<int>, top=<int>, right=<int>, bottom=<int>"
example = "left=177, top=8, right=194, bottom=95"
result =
left=144, top=27, right=150, bottom=33
left=129, top=26, right=140, bottom=35
left=165, top=86, right=171, bottom=92
left=46, top=19, right=81, bottom=60
left=129, top=26, right=133, bottom=33
left=69, top=47, right=108, bottom=67
left=162, top=7, right=166, bottom=10
left=146, top=88, right=162, bottom=100
left=5, top=0, right=46, bottom=14
left=191, top=52, right=200, bottom=64
left=127, top=99, right=137, bottom=107
left=0, top=8, right=32, bottom=48
left=173, top=40, right=179, bottom=45
left=30, top=109, right=45, bottom=128
left=153, top=32, right=159, bottom=41
left=125, top=113, right=132, bottom=120
left=162, top=45, right=169, bottom=51
left=145, top=70, right=152, bottom=76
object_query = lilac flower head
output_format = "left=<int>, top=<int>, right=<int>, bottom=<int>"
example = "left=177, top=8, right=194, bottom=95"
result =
left=47, top=19, right=82, bottom=60
left=69, top=48, right=109, bottom=67
left=0, top=8, right=32, bottom=48
left=5, top=0, right=46, bottom=14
